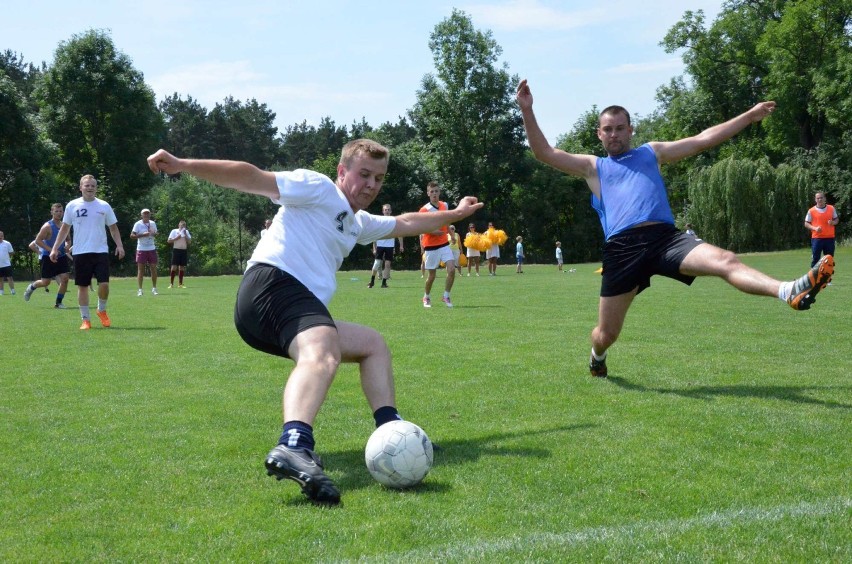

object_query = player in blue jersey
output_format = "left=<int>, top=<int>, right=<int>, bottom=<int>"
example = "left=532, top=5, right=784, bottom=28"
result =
left=24, top=203, right=72, bottom=308
left=516, top=79, right=834, bottom=378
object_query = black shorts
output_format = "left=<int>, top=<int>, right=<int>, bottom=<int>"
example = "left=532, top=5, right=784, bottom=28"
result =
left=600, top=223, right=704, bottom=297
left=40, top=255, right=70, bottom=279
left=73, top=253, right=110, bottom=286
left=0, top=265, right=12, bottom=278
left=375, top=246, right=394, bottom=262
left=234, top=263, right=336, bottom=359
left=171, top=248, right=188, bottom=267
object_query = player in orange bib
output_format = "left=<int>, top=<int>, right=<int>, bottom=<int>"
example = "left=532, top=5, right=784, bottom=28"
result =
left=804, top=191, right=839, bottom=268
left=419, top=181, right=457, bottom=308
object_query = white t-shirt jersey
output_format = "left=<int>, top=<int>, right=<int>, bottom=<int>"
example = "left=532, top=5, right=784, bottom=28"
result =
left=0, top=240, right=13, bottom=267
left=62, top=197, right=118, bottom=254
left=132, top=220, right=158, bottom=251
left=247, top=169, right=396, bottom=305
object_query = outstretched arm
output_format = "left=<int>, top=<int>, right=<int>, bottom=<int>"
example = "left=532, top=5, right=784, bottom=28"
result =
left=147, top=149, right=278, bottom=199
left=108, top=224, right=125, bottom=259
left=389, top=197, right=484, bottom=238
left=650, top=102, right=776, bottom=164
left=516, top=79, right=598, bottom=180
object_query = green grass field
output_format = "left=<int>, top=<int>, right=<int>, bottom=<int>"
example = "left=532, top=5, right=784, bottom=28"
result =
left=2, top=249, right=849, bottom=561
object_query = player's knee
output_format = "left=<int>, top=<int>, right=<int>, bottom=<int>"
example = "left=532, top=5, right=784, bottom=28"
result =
left=364, top=328, right=390, bottom=359
left=593, top=326, right=620, bottom=349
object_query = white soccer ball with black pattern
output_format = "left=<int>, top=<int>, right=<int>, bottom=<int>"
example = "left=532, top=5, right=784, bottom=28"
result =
left=365, top=420, right=434, bottom=488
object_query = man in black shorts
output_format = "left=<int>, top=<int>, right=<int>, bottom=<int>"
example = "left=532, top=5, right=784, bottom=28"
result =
left=368, top=204, right=403, bottom=288
left=517, top=79, right=834, bottom=377
left=167, top=220, right=191, bottom=288
left=148, top=140, right=482, bottom=505
left=24, top=203, right=72, bottom=308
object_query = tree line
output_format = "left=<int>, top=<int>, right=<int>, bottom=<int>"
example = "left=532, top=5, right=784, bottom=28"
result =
left=1, top=1, right=849, bottom=277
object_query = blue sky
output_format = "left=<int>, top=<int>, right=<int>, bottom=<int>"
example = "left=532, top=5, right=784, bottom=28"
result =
left=6, top=0, right=723, bottom=144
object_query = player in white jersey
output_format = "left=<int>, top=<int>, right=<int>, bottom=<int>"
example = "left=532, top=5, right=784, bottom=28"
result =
left=130, top=208, right=159, bottom=296
left=148, top=140, right=483, bottom=505
left=50, top=174, right=125, bottom=330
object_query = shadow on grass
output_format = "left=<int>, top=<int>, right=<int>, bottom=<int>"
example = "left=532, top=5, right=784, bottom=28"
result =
left=102, top=326, right=169, bottom=331
left=607, top=376, right=852, bottom=409
left=314, top=422, right=596, bottom=498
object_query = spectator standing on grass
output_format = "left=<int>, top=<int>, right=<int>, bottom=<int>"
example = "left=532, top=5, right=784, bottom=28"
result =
left=465, top=223, right=482, bottom=277
left=147, top=139, right=482, bottom=505
left=0, top=231, right=15, bottom=295
left=555, top=241, right=564, bottom=272
left=167, top=220, right=192, bottom=288
left=130, top=209, right=159, bottom=296
left=448, top=225, right=463, bottom=275
left=517, top=78, right=834, bottom=379
left=24, top=203, right=72, bottom=307
left=515, top=236, right=525, bottom=274
left=368, top=203, right=403, bottom=289
left=804, top=192, right=839, bottom=268
left=50, top=174, right=125, bottom=330
left=485, top=222, right=501, bottom=276
left=419, top=181, right=458, bottom=308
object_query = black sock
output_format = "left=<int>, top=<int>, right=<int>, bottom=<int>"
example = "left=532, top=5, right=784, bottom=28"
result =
left=370, top=275, right=375, bottom=284
left=373, top=406, right=401, bottom=427
left=279, top=421, right=315, bottom=451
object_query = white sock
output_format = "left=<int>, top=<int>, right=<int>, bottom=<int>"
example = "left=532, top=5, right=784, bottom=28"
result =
left=98, top=298, right=107, bottom=312
left=591, top=348, right=607, bottom=361
left=778, top=281, right=793, bottom=301
left=443, top=291, right=450, bottom=299
left=80, top=305, right=90, bottom=319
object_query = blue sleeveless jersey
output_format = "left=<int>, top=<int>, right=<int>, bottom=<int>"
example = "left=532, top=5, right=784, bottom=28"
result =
left=42, top=220, right=65, bottom=258
left=591, top=144, right=674, bottom=240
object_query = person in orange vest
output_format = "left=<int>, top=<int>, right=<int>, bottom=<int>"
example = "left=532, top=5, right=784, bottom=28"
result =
left=419, top=181, right=457, bottom=308
left=804, top=192, right=839, bottom=268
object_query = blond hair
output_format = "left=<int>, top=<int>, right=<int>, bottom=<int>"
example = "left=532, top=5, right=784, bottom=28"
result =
left=339, top=139, right=389, bottom=168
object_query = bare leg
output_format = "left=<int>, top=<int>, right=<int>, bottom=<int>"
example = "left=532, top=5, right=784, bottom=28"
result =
left=424, top=269, right=437, bottom=295
left=591, top=289, right=637, bottom=357
left=98, top=282, right=109, bottom=301
left=283, top=322, right=394, bottom=424
left=444, top=261, right=456, bottom=292
left=680, top=244, right=781, bottom=297
left=283, top=325, right=341, bottom=424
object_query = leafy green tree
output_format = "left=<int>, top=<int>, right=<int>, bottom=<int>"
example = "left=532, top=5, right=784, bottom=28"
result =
left=35, top=29, right=163, bottom=219
left=410, top=9, right=527, bottom=217
left=0, top=69, right=62, bottom=270
left=208, top=96, right=279, bottom=168
left=159, top=94, right=212, bottom=157
left=757, top=0, right=852, bottom=150
left=278, top=118, right=348, bottom=169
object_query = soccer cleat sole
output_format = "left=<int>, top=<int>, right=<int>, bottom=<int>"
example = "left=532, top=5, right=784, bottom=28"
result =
left=788, top=255, right=834, bottom=311
left=265, top=452, right=340, bottom=505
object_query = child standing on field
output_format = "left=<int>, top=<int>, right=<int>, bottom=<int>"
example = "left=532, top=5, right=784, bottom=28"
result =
left=515, top=236, right=525, bottom=274
left=555, top=241, right=563, bottom=271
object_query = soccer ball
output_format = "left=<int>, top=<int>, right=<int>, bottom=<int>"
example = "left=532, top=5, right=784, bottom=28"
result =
left=365, top=420, right=434, bottom=488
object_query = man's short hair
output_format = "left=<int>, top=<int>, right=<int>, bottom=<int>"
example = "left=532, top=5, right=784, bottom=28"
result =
left=80, top=174, right=97, bottom=185
left=339, top=139, right=389, bottom=167
left=599, top=105, right=631, bottom=126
